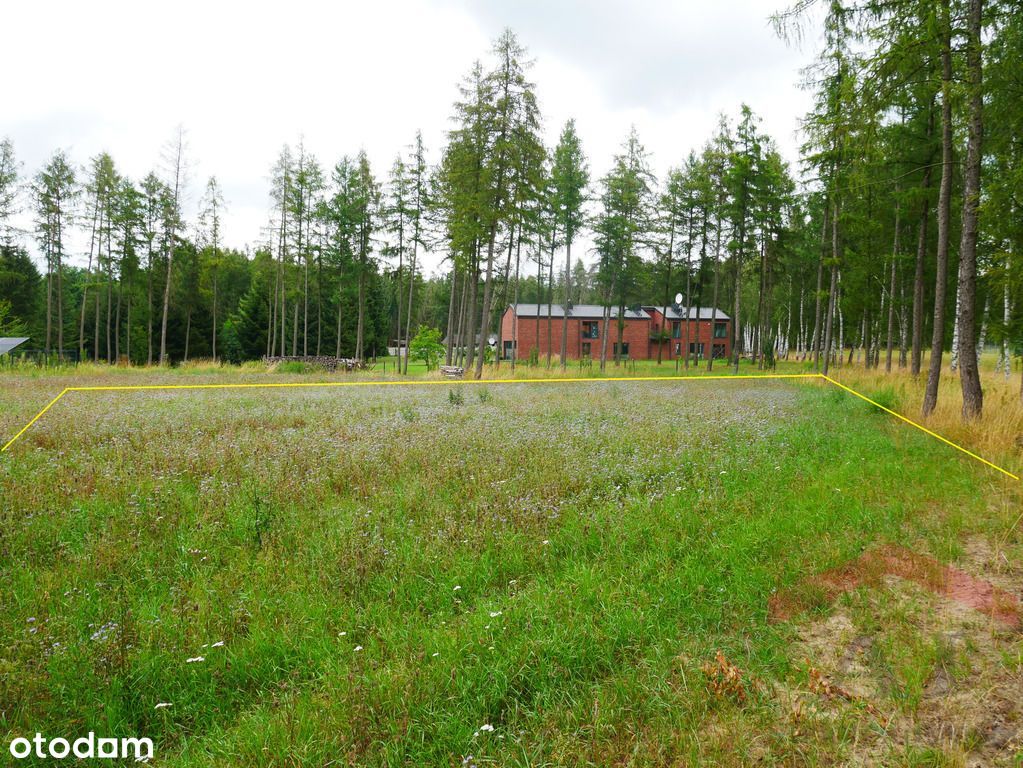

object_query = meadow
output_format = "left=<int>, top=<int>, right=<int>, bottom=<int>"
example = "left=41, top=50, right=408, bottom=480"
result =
left=1, top=362, right=1021, bottom=766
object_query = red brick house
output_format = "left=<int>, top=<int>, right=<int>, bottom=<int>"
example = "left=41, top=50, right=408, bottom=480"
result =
left=499, top=304, right=731, bottom=361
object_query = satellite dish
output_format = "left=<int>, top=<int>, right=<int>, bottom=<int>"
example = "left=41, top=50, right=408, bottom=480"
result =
left=674, top=293, right=683, bottom=305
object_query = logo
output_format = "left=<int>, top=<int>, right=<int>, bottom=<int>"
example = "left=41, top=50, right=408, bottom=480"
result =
left=8, top=732, right=153, bottom=762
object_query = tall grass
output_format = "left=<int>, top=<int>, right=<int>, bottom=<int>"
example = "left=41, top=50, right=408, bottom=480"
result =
left=1, top=372, right=1019, bottom=765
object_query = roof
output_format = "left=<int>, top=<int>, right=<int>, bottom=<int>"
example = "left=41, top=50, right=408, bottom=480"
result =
left=506, top=304, right=730, bottom=321
left=508, top=304, right=650, bottom=320
left=0, top=337, right=29, bottom=355
left=642, top=306, right=731, bottom=321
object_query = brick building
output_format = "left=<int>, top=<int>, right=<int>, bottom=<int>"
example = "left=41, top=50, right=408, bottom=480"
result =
left=499, top=304, right=731, bottom=361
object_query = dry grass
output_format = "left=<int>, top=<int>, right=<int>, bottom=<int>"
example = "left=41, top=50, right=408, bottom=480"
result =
left=817, top=352, right=1023, bottom=478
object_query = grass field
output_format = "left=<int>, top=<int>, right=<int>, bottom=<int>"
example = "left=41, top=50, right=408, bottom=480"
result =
left=1, top=365, right=1021, bottom=765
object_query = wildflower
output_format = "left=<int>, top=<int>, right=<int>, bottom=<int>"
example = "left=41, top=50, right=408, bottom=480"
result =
left=479, top=724, right=494, bottom=732
left=489, top=611, right=502, bottom=618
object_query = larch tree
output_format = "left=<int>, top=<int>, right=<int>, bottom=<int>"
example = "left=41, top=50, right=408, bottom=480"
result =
left=551, top=119, right=588, bottom=370
left=403, top=131, right=429, bottom=375
left=159, top=126, right=188, bottom=365
left=198, top=176, right=226, bottom=359
left=954, top=0, right=984, bottom=419
left=33, top=150, right=77, bottom=358
left=0, top=138, right=20, bottom=246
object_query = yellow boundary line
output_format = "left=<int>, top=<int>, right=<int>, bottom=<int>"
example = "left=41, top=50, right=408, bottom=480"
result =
left=1, top=373, right=1018, bottom=482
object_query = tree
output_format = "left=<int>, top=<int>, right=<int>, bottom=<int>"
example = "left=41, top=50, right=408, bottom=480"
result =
left=470, top=28, right=542, bottom=379
left=551, top=119, right=588, bottom=370
left=409, top=325, right=445, bottom=370
left=593, top=128, right=653, bottom=371
left=922, top=0, right=954, bottom=417
left=955, top=0, right=984, bottom=419
left=353, top=151, right=379, bottom=360
left=198, top=176, right=226, bottom=359
left=159, top=126, right=188, bottom=365
left=0, top=138, right=21, bottom=246
left=403, top=131, right=429, bottom=375
left=33, top=150, right=77, bottom=358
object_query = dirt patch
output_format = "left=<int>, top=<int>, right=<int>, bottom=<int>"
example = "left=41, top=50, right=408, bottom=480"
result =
left=782, top=536, right=1023, bottom=766
left=770, top=543, right=1021, bottom=628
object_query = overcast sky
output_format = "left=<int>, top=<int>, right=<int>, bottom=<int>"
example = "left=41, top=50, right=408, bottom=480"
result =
left=3, top=0, right=822, bottom=275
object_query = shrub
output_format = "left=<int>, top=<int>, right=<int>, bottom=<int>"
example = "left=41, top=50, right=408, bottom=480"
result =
left=410, top=326, right=445, bottom=371
left=868, top=385, right=901, bottom=413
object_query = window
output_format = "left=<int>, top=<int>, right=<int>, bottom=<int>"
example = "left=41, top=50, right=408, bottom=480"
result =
left=581, top=342, right=591, bottom=357
left=674, top=343, right=681, bottom=356
left=671, top=321, right=681, bottom=339
left=689, top=342, right=705, bottom=357
left=713, top=321, right=728, bottom=339
left=503, top=340, right=515, bottom=359
left=613, top=342, right=630, bottom=358
left=581, top=321, right=599, bottom=339
left=712, top=343, right=727, bottom=359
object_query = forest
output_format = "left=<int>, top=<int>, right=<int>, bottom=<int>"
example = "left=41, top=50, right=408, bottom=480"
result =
left=1, top=0, right=1021, bottom=421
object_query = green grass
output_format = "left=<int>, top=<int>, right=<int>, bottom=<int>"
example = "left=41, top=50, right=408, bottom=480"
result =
left=0, top=372, right=1017, bottom=765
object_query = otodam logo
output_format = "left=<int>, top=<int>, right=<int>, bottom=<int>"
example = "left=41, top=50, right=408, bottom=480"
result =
left=8, top=732, right=154, bottom=762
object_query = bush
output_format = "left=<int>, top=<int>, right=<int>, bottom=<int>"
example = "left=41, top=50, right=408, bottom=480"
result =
left=867, top=385, right=901, bottom=413
left=276, top=361, right=310, bottom=374
left=410, top=326, right=445, bottom=371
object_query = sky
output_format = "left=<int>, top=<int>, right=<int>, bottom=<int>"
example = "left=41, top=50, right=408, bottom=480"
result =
left=3, top=0, right=822, bottom=276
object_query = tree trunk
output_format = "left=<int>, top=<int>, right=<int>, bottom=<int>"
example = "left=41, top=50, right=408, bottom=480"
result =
left=546, top=226, right=555, bottom=368
left=560, top=237, right=571, bottom=369
left=599, top=302, right=610, bottom=373
left=80, top=196, right=99, bottom=360
left=511, top=236, right=522, bottom=371
left=911, top=103, right=935, bottom=376
left=822, top=202, right=840, bottom=376
left=159, top=238, right=175, bottom=365
left=474, top=228, right=498, bottom=379
left=923, top=12, right=954, bottom=417
left=445, top=263, right=458, bottom=365
left=811, top=203, right=828, bottom=371
left=956, top=0, right=984, bottom=419
left=395, top=224, right=404, bottom=374
left=707, top=216, right=723, bottom=371
left=465, top=250, right=479, bottom=371
left=886, top=202, right=899, bottom=372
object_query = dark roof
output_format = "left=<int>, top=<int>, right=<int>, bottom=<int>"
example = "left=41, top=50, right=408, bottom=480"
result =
left=508, top=304, right=649, bottom=319
left=642, top=306, right=731, bottom=321
left=0, top=337, right=29, bottom=355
